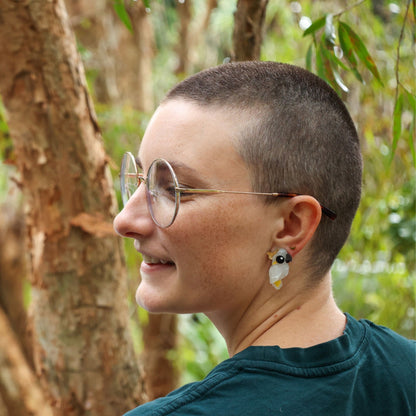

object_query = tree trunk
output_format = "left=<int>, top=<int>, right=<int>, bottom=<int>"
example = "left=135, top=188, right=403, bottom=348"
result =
left=0, top=306, right=54, bottom=416
left=0, top=202, right=33, bottom=369
left=65, top=0, right=121, bottom=104
left=0, top=1, right=143, bottom=415
left=142, top=313, right=178, bottom=400
left=175, top=0, right=192, bottom=75
left=125, top=0, right=155, bottom=112
left=232, top=0, right=269, bottom=61
left=65, top=0, right=155, bottom=112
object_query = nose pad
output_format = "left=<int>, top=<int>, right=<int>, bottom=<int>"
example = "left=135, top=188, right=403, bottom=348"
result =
left=113, top=185, right=154, bottom=238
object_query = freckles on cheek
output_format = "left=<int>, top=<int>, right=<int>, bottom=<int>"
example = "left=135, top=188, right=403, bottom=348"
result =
left=174, top=204, right=235, bottom=254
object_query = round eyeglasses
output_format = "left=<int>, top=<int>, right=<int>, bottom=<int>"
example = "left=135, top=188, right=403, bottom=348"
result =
left=120, top=152, right=337, bottom=228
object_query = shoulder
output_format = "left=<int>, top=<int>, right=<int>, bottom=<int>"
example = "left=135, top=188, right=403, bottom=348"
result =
left=344, top=315, right=415, bottom=413
left=123, top=317, right=415, bottom=416
left=122, top=359, right=244, bottom=416
left=356, top=316, right=415, bottom=360
left=345, top=314, right=415, bottom=375
left=122, top=349, right=288, bottom=416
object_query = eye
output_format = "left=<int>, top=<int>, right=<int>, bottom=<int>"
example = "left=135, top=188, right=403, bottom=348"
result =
left=164, top=185, right=177, bottom=198
left=150, top=182, right=176, bottom=200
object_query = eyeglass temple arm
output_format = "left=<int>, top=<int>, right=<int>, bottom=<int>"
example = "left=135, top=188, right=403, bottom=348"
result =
left=177, top=188, right=337, bottom=220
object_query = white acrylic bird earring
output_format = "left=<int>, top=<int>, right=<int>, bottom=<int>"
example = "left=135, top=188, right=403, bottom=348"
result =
left=266, top=248, right=292, bottom=290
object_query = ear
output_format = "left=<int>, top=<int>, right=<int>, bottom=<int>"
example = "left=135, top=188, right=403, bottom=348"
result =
left=270, top=195, right=322, bottom=257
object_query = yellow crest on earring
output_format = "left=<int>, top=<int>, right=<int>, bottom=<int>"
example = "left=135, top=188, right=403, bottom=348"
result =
left=267, top=249, right=278, bottom=261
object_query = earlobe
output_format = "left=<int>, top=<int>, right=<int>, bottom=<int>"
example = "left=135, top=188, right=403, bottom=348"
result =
left=270, top=196, right=322, bottom=256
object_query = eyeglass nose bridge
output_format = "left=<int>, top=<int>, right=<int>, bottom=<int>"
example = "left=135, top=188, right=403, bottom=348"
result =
left=137, top=173, right=147, bottom=187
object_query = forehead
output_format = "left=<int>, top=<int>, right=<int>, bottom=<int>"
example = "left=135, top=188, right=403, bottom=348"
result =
left=138, top=99, right=250, bottom=185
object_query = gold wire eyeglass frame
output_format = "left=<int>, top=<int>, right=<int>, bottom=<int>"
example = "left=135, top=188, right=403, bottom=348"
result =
left=120, top=152, right=337, bottom=228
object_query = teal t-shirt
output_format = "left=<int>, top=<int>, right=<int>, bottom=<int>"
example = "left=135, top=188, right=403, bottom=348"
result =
left=125, top=314, right=415, bottom=415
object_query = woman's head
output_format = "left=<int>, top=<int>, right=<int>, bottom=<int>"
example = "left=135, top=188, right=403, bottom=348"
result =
left=114, top=99, right=291, bottom=314
left=164, top=61, right=362, bottom=282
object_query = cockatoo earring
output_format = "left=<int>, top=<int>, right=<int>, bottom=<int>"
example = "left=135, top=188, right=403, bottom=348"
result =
left=267, top=248, right=292, bottom=290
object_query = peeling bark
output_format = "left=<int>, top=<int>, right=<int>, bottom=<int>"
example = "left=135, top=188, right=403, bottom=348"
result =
left=232, top=0, right=269, bottom=61
left=0, top=1, right=143, bottom=415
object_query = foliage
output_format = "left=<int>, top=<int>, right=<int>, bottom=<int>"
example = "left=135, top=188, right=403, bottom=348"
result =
left=302, top=0, right=415, bottom=165
left=113, top=0, right=134, bottom=32
left=333, top=173, right=415, bottom=339
left=174, top=314, right=228, bottom=384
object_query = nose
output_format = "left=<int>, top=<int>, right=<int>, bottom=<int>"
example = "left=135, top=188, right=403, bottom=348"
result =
left=113, top=185, right=155, bottom=239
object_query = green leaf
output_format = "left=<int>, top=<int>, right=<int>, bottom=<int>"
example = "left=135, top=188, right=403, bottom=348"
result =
left=329, top=49, right=349, bottom=71
left=327, top=53, right=349, bottom=93
left=351, top=67, right=364, bottom=84
left=303, top=16, right=326, bottom=37
left=338, top=23, right=358, bottom=67
left=113, top=0, right=133, bottom=32
left=406, top=90, right=416, bottom=166
left=306, top=43, right=313, bottom=71
left=338, top=24, right=364, bottom=84
left=319, top=41, right=337, bottom=90
left=413, top=0, right=416, bottom=21
left=406, top=89, right=416, bottom=115
left=325, top=14, right=336, bottom=46
left=389, top=93, right=404, bottom=165
left=338, top=24, right=364, bottom=83
left=338, top=22, right=383, bottom=86
left=315, top=43, right=326, bottom=81
left=142, top=0, right=151, bottom=9
left=332, top=68, right=349, bottom=93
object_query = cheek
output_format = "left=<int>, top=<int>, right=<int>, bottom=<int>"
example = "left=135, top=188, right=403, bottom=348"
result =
left=171, top=198, right=270, bottom=291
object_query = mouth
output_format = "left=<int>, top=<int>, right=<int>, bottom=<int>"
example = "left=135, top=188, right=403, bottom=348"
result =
left=142, top=254, right=175, bottom=266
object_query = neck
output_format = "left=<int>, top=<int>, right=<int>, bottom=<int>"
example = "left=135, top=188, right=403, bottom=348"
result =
left=207, top=272, right=346, bottom=357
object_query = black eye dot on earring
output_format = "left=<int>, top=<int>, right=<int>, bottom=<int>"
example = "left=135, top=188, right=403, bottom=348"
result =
left=276, top=255, right=285, bottom=264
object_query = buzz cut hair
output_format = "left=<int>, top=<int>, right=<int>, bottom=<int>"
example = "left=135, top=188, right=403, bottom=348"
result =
left=163, top=61, right=362, bottom=281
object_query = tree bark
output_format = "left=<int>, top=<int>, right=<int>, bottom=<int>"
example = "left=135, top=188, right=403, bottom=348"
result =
left=0, top=306, right=54, bottom=416
left=65, top=0, right=155, bottom=112
left=0, top=202, right=33, bottom=369
left=0, top=1, right=143, bottom=415
left=232, top=0, right=269, bottom=61
left=175, top=0, right=192, bottom=75
left=125, top=0, right=155, bottom=112
left=65, top=0, right=121, bottom=104
left=142, top=313, right=178, bottom=400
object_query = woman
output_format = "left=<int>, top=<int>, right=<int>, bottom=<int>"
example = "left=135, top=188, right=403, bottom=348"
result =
left=114, top=62, right=415, bottom=415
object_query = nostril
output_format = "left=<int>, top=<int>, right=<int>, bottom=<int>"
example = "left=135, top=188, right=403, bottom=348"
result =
left=124, top=231, right=138, bottom=238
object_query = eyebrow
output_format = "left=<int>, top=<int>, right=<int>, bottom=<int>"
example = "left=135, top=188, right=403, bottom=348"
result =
left=136, top=156, right=211, bottom=186
left=135, top=155, right=198, bottom=174
left=135, top=156, right=143, bottom=169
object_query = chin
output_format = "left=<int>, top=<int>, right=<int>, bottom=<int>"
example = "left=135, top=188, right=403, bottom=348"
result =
left=135, top=285, right=202, bottom=315
left=135, top=285, right=179, bottom=314
left=135, top=286, right=162, bottom=313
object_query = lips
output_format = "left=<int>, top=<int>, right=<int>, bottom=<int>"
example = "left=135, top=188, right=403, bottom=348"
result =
left=142, top=254, right=174, bottom=265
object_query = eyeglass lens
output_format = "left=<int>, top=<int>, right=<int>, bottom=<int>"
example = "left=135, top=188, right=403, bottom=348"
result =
left=121, top=152, right=139, bottom=205
left=120, top=154, right=179, bottom=228
left=147, top=159, right=179, bottom=228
